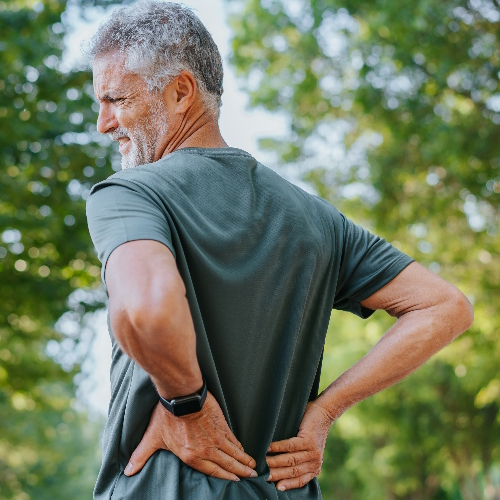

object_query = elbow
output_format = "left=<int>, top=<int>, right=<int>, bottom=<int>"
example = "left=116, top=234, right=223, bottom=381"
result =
left=460, top=292, right=475, bottom=330
left=446, top=288, right=474, bottom=338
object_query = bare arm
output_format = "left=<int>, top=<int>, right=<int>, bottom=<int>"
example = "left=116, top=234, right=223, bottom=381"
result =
left=106, top=240, right=257, bottom=480
left=315, top=261, right=474, bottom=420
left=106, top=239, right=202, bottom=399
left=267, top=262, right=474, bottom=492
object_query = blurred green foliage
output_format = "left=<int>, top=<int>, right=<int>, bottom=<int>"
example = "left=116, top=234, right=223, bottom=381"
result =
left=2, top=0, right=500, bottom=498
left=0, top=0, right=116, bottom=498
left=228, top=0, right=500, bottom=498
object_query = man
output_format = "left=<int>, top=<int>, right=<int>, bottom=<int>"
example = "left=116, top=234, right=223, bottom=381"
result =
left=85, top=2, right=474, bottom=499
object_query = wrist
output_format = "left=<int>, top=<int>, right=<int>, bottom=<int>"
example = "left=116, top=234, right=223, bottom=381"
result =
left=314, top=391, right=350, bottom=425
left=155, top=376, right=207, bottom=417
left=153, top=371, right=203, bottom=401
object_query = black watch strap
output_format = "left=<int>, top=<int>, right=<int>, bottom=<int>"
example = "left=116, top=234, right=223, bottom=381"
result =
left=157, top=378, right=207, bottom=417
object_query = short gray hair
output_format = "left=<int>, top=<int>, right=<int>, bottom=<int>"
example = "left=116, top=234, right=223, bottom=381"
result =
left=85, top=1, right=223, bottom=118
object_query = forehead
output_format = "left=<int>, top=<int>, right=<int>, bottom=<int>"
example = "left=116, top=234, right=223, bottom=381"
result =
left=93, top=51, right=145, bottom=97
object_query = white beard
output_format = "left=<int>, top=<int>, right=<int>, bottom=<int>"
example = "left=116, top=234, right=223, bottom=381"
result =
left=110, top=99, right=169, bottom=170
left=120, top=126, right=152, bottom=170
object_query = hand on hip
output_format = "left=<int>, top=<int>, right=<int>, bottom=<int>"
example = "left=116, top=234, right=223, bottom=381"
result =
left=266, top=401, right=331, bottom=492
left=124, top=391, right=257, bottom=482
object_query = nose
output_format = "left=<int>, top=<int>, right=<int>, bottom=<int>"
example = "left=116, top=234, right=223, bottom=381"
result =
left=96, top=102, right=119, bottom=134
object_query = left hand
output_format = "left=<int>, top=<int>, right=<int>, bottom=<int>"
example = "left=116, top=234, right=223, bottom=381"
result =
left=266, top=401, right=332, bottom=492
left=124, top=392, right=257, bottom=481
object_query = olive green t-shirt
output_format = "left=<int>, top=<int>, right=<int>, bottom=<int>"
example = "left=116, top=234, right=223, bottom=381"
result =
left=86, top=147, right=413, bottom=500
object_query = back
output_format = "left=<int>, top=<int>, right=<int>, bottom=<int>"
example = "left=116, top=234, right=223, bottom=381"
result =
left=86, top=147, right=412, bottom=499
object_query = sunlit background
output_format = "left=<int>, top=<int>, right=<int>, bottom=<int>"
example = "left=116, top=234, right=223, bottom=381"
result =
left=1, top=0, right=500, bottom=498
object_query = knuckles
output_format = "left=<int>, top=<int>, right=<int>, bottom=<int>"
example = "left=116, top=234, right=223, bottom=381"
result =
left=222, top=456, right=235, bottom=471
left=207, top=465, right=220, bottom=478
left=179, top=448, right=195, bottom=465
left=298, top=476, right=310, bottom=488
left=200, top=444, right=217, bottom=458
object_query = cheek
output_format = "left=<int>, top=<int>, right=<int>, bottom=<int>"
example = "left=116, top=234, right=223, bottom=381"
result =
left=121, top=101, right=154, bottom=128
left=114, top=105, right=132, bottom=127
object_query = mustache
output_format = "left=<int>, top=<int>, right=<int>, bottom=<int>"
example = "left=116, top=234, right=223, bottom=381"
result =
left=108, top=127, right=131, bottom=141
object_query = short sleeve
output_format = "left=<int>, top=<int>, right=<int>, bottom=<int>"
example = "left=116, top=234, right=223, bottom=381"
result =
left=86, top=179, right=176, bottom=287
left=333, top=215, right=414, bottom=319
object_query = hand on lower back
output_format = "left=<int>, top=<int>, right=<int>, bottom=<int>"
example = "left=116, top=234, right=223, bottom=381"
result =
left=124, top=391, right=257, bottom=481
left=266, top=401, right=331, bottom=492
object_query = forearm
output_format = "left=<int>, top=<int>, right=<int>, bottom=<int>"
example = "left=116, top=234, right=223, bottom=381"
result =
left=315, top=297, right=472, bottom=423
left=109, top=277, right=203, bottom=400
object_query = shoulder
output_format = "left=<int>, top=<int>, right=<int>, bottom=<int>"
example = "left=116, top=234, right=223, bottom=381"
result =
left=288, top=183, right=345, bottom=228
left=88, top=150, right=222, bottom=199
left=87, top=155, right=181, bottom=199
left=85, top=169, right=162, bottom=221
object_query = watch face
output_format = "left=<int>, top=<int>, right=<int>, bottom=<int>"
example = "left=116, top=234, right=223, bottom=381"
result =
left=171, top=395, right=202, bottom=417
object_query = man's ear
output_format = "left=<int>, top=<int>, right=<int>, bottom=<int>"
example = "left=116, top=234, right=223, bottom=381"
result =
left=165, top=70, right=198, bottom=113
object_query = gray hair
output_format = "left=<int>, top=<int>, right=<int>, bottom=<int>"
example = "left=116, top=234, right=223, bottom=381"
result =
left=85, top=1, right=223, bottom=118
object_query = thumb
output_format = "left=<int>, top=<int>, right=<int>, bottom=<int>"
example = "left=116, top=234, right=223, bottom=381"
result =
left=124, top=431, right=162, bottom=477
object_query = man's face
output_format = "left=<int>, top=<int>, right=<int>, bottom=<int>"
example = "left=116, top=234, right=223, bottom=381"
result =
left=93, top=51, right=170, bottom=169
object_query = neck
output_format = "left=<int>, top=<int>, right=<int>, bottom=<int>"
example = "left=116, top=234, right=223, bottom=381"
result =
left=159, top=106, right=227, bottom=159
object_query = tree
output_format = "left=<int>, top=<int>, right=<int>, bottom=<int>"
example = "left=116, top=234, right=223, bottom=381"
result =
left=0, top=0, right=116, bottom=497
left=228, top=0, right=500, bottom=498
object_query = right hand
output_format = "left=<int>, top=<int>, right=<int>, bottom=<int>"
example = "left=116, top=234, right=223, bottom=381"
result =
left=124, top=391, right=258, bottom=481
left=266, top=401, right=332, bottom=491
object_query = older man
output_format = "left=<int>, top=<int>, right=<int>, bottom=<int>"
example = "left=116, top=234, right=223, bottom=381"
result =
left=85, top=2, right=473, bottom=499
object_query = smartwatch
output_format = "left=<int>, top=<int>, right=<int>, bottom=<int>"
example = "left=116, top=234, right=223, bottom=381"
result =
left=156, top=378, right=207, bottom=417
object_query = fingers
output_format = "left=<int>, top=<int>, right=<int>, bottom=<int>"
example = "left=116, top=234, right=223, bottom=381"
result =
left=124, top=431, right=162, bottom=477
left=190, top=459, right=241, bottom=482
left=176, top=437, right=257, bottom=481
left=266, top=448, right=322, bottom=491
left=180, top=444, right=257, bottom=479
left=267, top=437, right=305, bottom=454
left=219, top=438, right=257, bottom=469
left=179, top=446, right=256, bottom=480
left=267, top=460, right=320, bottom=482
left=266, top=450, right=317, bottom=469
left=275, top=472, right=318, bottom=492
left=223, top=429, right=245, bottom=452
left=124, top=404, right=166, bottom=477
left=265, top=400, right=329, bottom=491
left=212, top=448, right=257, bottom=478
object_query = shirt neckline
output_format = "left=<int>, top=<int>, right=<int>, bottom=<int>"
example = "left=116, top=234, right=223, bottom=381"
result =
left=112, top=147, right=254, bottom=174
left=167, top=146, right=253, bottom=158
